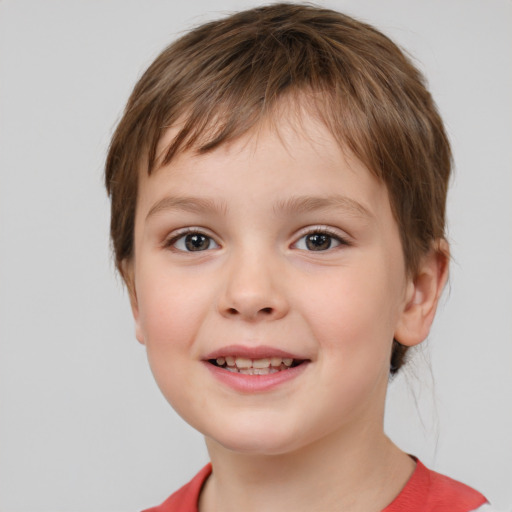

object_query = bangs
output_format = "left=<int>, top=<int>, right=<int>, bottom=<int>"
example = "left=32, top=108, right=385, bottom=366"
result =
left=107, top=3, right=450, bottom=278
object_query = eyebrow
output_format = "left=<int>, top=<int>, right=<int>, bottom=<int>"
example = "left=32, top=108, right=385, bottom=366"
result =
left=273, top=195, right=373, bottom=219
left=146, top=196, right=228, bottom=220
left=146, top=194, right=373, bottom=221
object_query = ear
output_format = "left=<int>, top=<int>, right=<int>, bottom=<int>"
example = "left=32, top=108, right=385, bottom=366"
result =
left=394, top=239, right=450, bottom=347
left=120, top=259, right=145, bottom=345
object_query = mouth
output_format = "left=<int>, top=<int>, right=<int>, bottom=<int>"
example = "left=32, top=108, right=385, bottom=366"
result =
left=204, top=346, right=310, bottom=391
left=208, top=356, right=305, bottom=375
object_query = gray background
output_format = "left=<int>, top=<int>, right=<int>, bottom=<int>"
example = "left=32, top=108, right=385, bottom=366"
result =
left=0, top=0, right=511, bottom=510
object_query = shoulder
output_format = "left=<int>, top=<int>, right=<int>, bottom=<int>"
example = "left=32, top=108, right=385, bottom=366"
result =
left=384, top=459, right=489, bottom=512
left=423, top=461, right=488, bottom=510
left=141, top=464, right=212, bottom=512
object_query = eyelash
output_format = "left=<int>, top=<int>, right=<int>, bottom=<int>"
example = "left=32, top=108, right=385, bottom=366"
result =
left=163, top=228, right=219, bottom=252
left=163, top=227, right=350, bottom=253
left=293, top=227, right=350, bottom=252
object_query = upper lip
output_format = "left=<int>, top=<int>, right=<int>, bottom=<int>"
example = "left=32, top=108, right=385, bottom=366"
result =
left=203, top=344, right=308, bottom=361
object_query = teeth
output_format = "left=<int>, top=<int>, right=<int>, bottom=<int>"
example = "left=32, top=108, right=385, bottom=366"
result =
left=253, top=368, right=270, bottom=375
left=239, top=367, right=276, bottom=375
left=213, top=355, right=300, bottom=373
left=222, top=366, right=286, bottom=374
left=235, top=357, right=252, bottom=368
left=253, top=358, right=270, bottom=369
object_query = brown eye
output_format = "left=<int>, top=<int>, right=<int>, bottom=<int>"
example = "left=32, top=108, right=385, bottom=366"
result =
left=171, top=231, right=219, bottom=252
left=305, top=233, right=332, bottom=251
left=184, top=233, right=211, bottom=251
left=294, top=230, right=344, bottom=252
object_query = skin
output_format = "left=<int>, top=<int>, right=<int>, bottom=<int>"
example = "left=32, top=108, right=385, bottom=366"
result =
left=125, top=109, right=449, bottom=511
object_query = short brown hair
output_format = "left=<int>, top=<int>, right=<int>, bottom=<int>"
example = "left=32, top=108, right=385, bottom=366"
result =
left=105, top=3, right=451, bottom=373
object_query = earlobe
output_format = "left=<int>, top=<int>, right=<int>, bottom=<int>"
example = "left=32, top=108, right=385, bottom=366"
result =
left=120, top=259, right=146, bottom=345
left=394, top=240, right=450, bottom=347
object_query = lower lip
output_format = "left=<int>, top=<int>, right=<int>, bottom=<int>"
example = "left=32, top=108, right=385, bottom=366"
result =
left=204, top=361, right=309, bottom=393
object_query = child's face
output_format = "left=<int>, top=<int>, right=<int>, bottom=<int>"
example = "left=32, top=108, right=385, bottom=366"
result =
left=128, top=110, right=414, bottom=455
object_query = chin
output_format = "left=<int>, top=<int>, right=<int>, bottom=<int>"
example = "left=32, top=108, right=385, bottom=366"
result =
left=201, top=416, right=313, bottom=456
left=214, top=435, right=299, bottom=456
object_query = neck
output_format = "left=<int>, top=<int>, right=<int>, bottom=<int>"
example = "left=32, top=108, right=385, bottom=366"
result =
left=199, top=423, right=415, bottom=512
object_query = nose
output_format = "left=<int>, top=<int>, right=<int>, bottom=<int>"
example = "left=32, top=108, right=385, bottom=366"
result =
left=217, top=249, right=289, bottom=322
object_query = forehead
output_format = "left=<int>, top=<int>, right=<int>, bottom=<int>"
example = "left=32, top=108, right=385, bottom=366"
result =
left=149, top=92, right=370, bottom=175
left=150, top=97, right=367, bottom=181
left=135, top=108, right=391, bottom=226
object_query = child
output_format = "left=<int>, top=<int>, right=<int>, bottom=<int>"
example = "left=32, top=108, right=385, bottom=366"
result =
left=105, top=4, right=495, bottom=511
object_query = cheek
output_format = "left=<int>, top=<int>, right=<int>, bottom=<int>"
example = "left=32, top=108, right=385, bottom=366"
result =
left=135, top=264, right=212, bottom=368
left=135, top=270, right=211, bottom=414
left=300, top=262, right=402, bottom=364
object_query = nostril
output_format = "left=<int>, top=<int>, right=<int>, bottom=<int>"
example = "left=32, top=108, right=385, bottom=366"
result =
left=260, top=307, right=273, bottom=315
left=227, top=307, right=238, bottom=315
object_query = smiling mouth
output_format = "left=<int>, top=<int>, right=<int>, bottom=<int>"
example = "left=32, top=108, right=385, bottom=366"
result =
left=208, top=356, right=305, bottom=375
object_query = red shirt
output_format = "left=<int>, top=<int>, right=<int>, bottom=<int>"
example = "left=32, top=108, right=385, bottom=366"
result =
left=142, top=460, right=487, bottom=512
